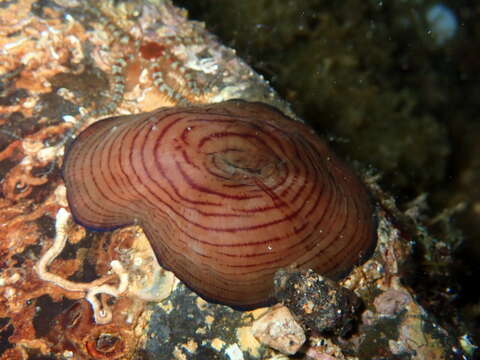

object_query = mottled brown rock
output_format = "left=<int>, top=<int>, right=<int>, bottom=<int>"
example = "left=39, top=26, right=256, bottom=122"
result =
left=274, top=269, right=361, bottom=336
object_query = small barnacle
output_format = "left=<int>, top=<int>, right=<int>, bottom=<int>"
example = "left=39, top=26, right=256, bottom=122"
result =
left=139, top=41, right=166, bottom=60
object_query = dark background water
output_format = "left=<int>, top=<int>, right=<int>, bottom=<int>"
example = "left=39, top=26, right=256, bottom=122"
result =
left=175, top=0, right=480, bottom=342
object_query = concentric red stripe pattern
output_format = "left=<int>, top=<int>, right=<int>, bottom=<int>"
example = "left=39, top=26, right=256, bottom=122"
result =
left=63, top=100, right=376, bottom=308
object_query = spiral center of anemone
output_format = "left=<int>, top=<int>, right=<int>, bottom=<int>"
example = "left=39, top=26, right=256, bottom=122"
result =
left=214, top=148, right=280, bottom=181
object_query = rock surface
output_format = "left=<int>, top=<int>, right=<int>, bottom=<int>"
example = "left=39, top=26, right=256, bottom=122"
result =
left=251, top=305, right=306, bottom=355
